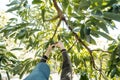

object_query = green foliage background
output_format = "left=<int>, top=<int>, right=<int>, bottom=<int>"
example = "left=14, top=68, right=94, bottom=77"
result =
left=0, top=0, right=120, bottom=80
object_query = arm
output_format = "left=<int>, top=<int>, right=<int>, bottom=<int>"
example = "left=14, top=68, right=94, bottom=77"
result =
left=61, top=49, right=72, bottom=80
left=24, top=62, right=50, bottom=80
left=40, top=45, right=53, bottom=62
left=55, top=41, right=72, bottom=80
left=24, top=45, right=53, bottom=80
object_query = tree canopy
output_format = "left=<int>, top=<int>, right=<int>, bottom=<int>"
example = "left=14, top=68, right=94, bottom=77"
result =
left=0, top=0, right=120, bottom=80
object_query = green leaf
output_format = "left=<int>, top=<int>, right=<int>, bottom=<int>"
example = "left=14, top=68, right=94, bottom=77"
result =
left=16, top=29, right=26, bottom=39
left=62, top=0, right=69, bottom=11
left=105, top=0, right=117, bottom=7
left=67, top=5, right=72, bottom=15
left=17, top=23, right=29, bottom=28
left=97, top=22, right=109, bottom=33
left=9, top=32, right=16, bottom=38
left=57, top=35, right=61, bottom=40
left=77, top=43, right=81, bottom=52
left=42, top=9, right=45, bottom=22
left=35, top=49, right=41, bottom=57
left=95, top=31, right=114, bottom=40
left=7, top=52, right=17, bottom=59
left=103, top=12, right=120, bottom=22
left=23, top=0, right=28, bottom=7
left=79, top=0, right=90, bottom=10
left=89, top=36, right=96, bottom=45
left=49, top=0, right=52, bottom=6
left=7, top=6, right=21, bottom=12
left=74, top=55, right=80, bottom=66
left=20, top=61, right=31, bottom=79
left=80, top=25, right=85, bottom=39
left=117, top=34, right=120, bottom=41
left=9, top=18, right=17, bottom=21
left=49, top=38, right=54, bottom=45
left=6, top=0, right=19, bottom=6
left=0, top=43, right=6, bottom=49
left=13, top=63, right=23, bottom=75
left=32, top=0, right=42, bottom=4
left=110, top=67, right=117, bottom=78
left=91, top=31, right=99, bottom=38
left=6, top=72, right=10, bottom=80
left=80, top=72, right=89, bottom=80
left=11, top=48, right=23, bottom=51
left=94, top=10, right=102, bottom=16
left=73, top=27, right=80, bottom=32
left=108, top=45, right=117, bottom=52
left=44, top=41, right=50, bottom=49
left=0, top=73, right=2, bottom=80
left=85, top=27, right=91, bottom=35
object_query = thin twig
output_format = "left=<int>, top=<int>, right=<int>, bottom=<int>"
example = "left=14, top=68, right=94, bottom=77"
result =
left=52, top=0, right=99, bottom=71
left=99, top=57, right=102, bottom=80
left=92, top=49, right=110, bottom=53
left=63, top=18, right=92, bottom=53
left=63, top=18, right=98, bottom=70
left=101, top=72, right=108, bottom=80
left=51, top=19, right=61, bottom=40
left=45, top=15, right=59, bottom=21
left=67, top=40, right=77, bottom=52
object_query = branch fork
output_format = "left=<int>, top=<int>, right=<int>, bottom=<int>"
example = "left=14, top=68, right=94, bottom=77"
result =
left=52, top=0, right=100, bottom=70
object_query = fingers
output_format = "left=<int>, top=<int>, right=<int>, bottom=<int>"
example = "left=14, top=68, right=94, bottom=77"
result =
left=44, top=46, right=52, bottom=57
left=47, top=41, right=65, bottom=50
left=54, top=41, right=65, bottom=50
left=45, top=41, right=65, bottom=57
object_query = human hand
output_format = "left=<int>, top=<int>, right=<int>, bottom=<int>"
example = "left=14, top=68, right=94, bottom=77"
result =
left=55, top=41, right=65, bottom=50
left=44, top=44, right=54, bottom=57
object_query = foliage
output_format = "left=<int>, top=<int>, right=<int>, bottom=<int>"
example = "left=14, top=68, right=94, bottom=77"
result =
left=0, top=11, right=9, bottom=27
left=0, top=0, right=120, bottom=79
left=0, top=38, right=17, bottom=80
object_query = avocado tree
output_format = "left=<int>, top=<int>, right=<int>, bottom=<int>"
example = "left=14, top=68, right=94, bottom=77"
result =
left=0, top=0, right=120, bottom=80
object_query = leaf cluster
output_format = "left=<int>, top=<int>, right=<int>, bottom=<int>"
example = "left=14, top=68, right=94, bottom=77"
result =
left=0, top=0, right=120, bottom=79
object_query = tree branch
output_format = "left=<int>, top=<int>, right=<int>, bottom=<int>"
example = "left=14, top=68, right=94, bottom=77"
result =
left=101, top=72, right=108, bottom=80
left=53, top=0, right=64, bottom=19
left=51, top=19, right=61, bottom=40
left=92, top=49, right=110, bottom=53
left=53, top=0, right=91, bottom=53
left=52, top=0, right=99, bottom=70
left=64, top=19, right=92, bottom=53
left=63, top=18, right=99, bottom=70
left=53, top=0, right=61, bottom=13
left=67, top=40, right=77, bottom=52
left=45, top=15, right=59, bottom=21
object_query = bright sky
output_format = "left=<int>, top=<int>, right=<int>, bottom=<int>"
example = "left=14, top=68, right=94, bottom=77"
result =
left=0, top=0, right=9, bottom=11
